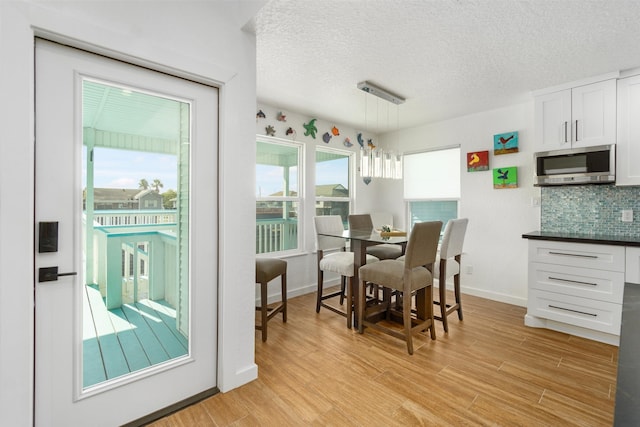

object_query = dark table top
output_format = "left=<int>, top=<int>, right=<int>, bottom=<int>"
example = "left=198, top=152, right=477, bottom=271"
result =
left=522, top=230, right=640, bottom=247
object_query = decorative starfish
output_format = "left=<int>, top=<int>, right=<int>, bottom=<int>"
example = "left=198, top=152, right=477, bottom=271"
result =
left=303, top=119, right=318, bottom=139
left=265, top=125, right=275, bottom=136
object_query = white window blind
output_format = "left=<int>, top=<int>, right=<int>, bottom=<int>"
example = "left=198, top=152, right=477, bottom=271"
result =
left=403, top=147, right=461, bottom=199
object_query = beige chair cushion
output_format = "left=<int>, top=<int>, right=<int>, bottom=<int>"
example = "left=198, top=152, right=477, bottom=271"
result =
left=320, top=252, right=379, bottom=277
left=360, top=259, right=431, bottom=292
left=367, top=244, right=403, bottom=260
left=434, top=257, right=460, bottom=279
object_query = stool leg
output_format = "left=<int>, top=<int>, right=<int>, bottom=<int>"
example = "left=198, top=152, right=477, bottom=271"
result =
left=281, top=272, right=287, bottom=322
left=454, top=272, right=463, bottom=320
left=261, top=281, right=268, bottom=342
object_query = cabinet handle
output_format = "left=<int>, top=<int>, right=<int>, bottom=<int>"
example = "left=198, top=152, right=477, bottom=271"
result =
left=548, top=251, right=598, bottom=259
left=548, top=276, right=597, bottom=286
left=548, top=304, right=597, bottom=317
left=564, top=121, right=568, bottom=143
left=575, top=120, right=579, bottom=141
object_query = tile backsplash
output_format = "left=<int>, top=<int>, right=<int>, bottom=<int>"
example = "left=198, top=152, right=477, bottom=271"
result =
left=541, top=184, right=640, bottom=237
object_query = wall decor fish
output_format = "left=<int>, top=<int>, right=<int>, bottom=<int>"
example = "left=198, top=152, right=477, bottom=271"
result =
left=344, top=137, right=353, bottom=147
left=322, top=132, right=331, bottom=143
left=277, top=112, right=287, bottom=122
left=303, top=119, right=318, bottom=139
left=367, top=139, right=376, bottom=149
left=357, top=133, right=364, bottom=148
left=256, top=110, right=266, bottom=119
left=331, top=126, right=340, bottom=136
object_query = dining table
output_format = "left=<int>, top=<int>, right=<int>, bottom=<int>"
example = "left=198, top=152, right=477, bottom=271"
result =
left=316, top=227, right=409, bottom=327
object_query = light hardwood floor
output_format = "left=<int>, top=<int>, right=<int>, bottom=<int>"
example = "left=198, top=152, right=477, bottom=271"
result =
left=149, top=290, right=618, bottom=426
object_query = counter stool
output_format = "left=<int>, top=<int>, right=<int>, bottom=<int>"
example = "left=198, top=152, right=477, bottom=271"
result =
left=255, top=258, right=287, bottom=342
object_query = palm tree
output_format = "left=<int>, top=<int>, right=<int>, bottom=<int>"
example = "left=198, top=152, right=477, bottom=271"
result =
left=138, top=178, right=149, bottom=190
left=152, top=179, right=164, bottom=193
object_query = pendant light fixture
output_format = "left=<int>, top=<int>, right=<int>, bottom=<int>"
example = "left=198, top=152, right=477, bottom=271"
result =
left=357, top=81, right=405, bottom=180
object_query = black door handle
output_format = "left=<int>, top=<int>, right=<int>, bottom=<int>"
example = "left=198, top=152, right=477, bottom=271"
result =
left=38, top=266, right=77, bottom=282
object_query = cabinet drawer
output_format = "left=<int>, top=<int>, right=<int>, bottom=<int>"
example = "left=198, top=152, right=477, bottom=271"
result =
left=529, top=262, right=624, bottom=303
left=529, top=240, right=624, bottom=272
left=528, top=289, right=622, bottom=335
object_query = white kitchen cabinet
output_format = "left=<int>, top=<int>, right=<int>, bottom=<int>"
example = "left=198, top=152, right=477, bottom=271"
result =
left=534, top=79, right=616, bottom=152
left=616, top=74, right=640, bottom=185
left=526, top=240, right=624, bottom=344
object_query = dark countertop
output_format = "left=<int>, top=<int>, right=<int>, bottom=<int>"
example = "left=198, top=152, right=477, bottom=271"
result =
left=615, top=283, right=640, bottom=426
left=522, top=230, right=640, bottom=247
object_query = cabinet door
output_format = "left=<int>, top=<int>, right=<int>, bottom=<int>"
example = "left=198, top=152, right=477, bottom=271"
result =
left=534, top=89, right=571, bottom=151
left=571, top=79, right=616, bottom=148
left=616, top=75, right=640, bottom=185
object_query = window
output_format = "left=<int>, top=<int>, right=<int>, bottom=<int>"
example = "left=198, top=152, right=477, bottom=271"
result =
left=404, top=147, right=460, bottom=231
left=256, top=138, right=302, bottom=254
left=315, top=147, right=353, bottom=225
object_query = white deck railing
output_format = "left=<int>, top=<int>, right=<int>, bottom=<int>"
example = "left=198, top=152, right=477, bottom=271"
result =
left=256, top=219, right=298, bottom=253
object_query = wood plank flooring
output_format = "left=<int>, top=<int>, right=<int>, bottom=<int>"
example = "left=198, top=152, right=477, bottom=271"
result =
left=149, top=290, right=618, bottom=426
left=83, top=285, right=188, bottom=388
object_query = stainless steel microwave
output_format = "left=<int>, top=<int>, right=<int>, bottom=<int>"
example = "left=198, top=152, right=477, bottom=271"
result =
left=533, top=144, right=615, bottom=186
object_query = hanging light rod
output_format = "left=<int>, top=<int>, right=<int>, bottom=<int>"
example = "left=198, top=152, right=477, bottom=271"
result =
left=357, top=81, right=405, bottom=105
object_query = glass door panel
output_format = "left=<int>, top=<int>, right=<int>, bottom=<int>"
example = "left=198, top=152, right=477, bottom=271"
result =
left=82, top=79, right=190, bottom=389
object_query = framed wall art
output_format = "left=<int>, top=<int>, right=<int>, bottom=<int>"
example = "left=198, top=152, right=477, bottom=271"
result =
left=467, top=150, right=489, bottom=172
left=493, top=166, right=518, bottom=189
left=494, top=131, right=519, bottom=155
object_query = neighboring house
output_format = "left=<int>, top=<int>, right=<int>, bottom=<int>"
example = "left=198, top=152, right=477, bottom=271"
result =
left=84, top=188, right=164, bottom=210
left=315, top=184, right=349, bottom=217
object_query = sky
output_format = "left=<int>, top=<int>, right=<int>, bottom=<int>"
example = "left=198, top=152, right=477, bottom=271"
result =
left=83, top=147, right=178, bottom=191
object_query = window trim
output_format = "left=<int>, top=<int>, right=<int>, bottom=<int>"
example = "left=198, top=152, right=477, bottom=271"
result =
left=255, top=136, right=304, bottom=255
left=314, top=145, right=355, bottom=223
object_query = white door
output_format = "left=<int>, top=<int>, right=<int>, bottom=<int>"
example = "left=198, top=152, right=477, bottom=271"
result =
left=35, top=39, right=218, bottom=426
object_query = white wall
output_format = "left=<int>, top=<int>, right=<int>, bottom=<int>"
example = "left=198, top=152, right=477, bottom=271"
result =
left=378, top=101, right=540, bottom=305
left=0, top=1, right=265, bottom=424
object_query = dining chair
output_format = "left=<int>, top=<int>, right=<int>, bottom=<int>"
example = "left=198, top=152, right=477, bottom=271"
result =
left=348, top=214, right=403, bottom=260
left=434, top=218, right=469, bottom=333
left=314, top=215, right=379, bottom=328
left=255, top=258, right=287, bottom=342
left=358, top=220, right=442, bottom=354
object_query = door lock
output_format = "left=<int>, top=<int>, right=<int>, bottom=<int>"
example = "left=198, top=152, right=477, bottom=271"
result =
left=38, top=266, right=77, bottom=282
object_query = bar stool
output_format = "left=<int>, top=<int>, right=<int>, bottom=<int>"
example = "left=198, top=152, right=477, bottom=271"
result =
left=255, top=258, right=287, bottom=342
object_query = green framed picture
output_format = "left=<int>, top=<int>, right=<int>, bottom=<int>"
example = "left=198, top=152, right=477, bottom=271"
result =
left=493, top=167, right=517, bottom=189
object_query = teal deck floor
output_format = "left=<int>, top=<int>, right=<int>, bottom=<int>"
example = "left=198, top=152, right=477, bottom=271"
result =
left=83, top=285, right=188, bottom=388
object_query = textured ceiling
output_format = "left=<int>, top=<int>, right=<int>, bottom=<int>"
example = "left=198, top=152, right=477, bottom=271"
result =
left=255, top=0, right=640, bottom=133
